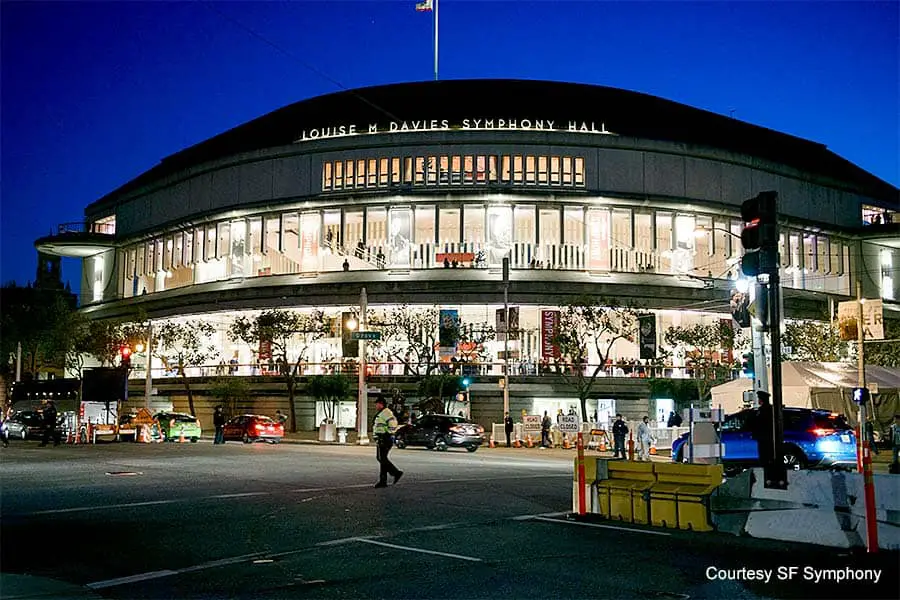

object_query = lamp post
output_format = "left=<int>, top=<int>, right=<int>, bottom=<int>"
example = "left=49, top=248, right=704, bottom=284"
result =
left=502, top=257, right=510, bottom=416
left=356, top=287, right=370, bottom=445
left=142, top=321, right=153, bottom=409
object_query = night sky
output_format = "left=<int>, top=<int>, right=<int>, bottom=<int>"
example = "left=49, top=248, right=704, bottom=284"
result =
left=2, top=1, right=897, bottom=293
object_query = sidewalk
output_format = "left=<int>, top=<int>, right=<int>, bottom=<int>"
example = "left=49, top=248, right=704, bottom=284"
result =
left=0, top=573, right=104, bottom=599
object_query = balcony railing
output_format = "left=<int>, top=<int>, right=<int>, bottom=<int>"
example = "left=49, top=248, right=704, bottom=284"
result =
left=56, top=222, right=115, bottom=235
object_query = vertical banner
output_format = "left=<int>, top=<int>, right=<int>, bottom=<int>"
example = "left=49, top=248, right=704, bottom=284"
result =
left=439, top=309, right=459, bottom=355
left=541, top=310, right=560, bottom=359
left=587, top=208, right=610, bottom=271
left=638, top=314, right=657, bottom=360
left=508, top=306, right=519, bottom=341
left=299, top=212, right=320, bottom=273
left=341, top=312, right=359, bottom=358
left=487, top=205, right=513, bottom=266
left=389, top=208, right=411, bottom=268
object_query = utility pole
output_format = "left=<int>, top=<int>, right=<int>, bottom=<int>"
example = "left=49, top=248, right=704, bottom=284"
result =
left=502, top=257, right=510, bottom=416
left=144, top=321, right=153, bottom=409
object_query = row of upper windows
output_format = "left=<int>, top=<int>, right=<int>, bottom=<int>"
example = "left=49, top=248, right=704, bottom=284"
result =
left=321, top=155, right=586, bottom=191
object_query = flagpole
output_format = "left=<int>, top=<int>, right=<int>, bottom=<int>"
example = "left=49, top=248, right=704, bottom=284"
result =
left=433, top=0, right=439, bottom=80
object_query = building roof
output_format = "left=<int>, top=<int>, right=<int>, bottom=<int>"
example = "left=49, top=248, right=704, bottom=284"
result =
left=93, top=79, right=898, bottom=206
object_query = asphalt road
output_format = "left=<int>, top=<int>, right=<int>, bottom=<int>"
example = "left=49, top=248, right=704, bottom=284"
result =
left=2, top=439, right=897, bottom=600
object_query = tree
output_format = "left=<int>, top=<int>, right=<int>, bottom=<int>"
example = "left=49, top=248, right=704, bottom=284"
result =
left=369, top=305, right=441, bottom=376
left=308, top=374, right=352, bottom=424
left=782, top=320, right=847, bottom=362
left=859, top=319, right=900, bottom=368
left=0, top=284, right=77, bottom=378
left=209, top=376, right=250, bottom=418
left=229, top=309, right=328, bottom=432
left=663, top=321, right=742, bottom=406
left=552, top=296, right=640, bottom=421
left=417, top=373, right=466, bottom=414
left=153, top=320, right=216, bottom=416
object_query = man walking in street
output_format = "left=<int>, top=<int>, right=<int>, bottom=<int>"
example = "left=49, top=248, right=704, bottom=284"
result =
left=504, top=412, right=514, bottom=448
left=612, top=414, right=628, bottom=459
left=213, top=405, right=226, bottom=445
left=39, top=399, right=60, bottom=447
left=372, top=397, right=402, bottom=488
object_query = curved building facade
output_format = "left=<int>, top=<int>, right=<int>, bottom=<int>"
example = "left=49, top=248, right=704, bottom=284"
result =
left=37, top=80, right=899, bottom=426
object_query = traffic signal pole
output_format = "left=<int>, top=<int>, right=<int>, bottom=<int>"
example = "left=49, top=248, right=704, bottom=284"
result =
left=765, top=265, right=787, bottom=490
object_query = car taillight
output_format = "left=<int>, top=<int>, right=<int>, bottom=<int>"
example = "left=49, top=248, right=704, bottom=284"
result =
left=254, top=423, right=265, bottom=431
left=810, top=428, right=836, bottom=437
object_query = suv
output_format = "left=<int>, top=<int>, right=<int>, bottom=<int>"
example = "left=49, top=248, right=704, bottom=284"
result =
left=672, top=407, right=857, bottom=471
left=394, top=414, right=484, bottom=452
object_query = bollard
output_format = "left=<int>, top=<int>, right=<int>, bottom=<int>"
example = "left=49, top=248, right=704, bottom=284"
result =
left=576, top=432, right=586, bottom=515
left=861, top=441, right=879, bottom=553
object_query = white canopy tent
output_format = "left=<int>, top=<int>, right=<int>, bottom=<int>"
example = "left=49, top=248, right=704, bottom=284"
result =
left=710, top=362, right=900, bottom=433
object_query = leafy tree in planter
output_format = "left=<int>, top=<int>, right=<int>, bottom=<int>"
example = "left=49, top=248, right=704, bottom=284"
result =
left=209, top=376, right=250, bottom=418
left=308, top=374, right=352, bottom=425
left=153, top=320, right=216, bottom=417
left=861, top=319, right=900, bottom=368
left=229, top=309, right=328, bottom=432
left=552, top=295, right=641, bottom=422
left=782, top=320, right=847, bottom=362
left=417, top=373, right=466, bottom=415
left=663, top=321, right=743, bottom=406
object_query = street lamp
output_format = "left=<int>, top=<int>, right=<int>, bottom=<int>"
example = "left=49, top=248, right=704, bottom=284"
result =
left=502, top=257, right=510, bottom=416
left=356, top=288, right=370, bottom=445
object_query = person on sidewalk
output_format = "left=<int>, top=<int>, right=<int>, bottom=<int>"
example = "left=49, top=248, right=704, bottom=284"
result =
left=637, top=416, right=652, bottom=461
left=504, top=412, right=514, bottom=448
left=372, top=397, right=402, bottom=488
left=213, top=406, right=226, bottom=445
left=540, top=411, right=553, bottom=448
left=612, top=414, right=628, bottom=458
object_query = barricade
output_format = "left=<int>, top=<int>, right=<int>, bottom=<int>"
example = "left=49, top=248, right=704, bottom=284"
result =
left=648, top=462, right=723, bottom=532
left=572, top=455, right=601, bottom=513
left=595, top=460, right=655, bottom=524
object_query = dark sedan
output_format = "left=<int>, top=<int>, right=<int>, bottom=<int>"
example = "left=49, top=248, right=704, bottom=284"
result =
left=6, top=411, right=46, bottom=440
left=394, top=414, right=484, bottom=452
left=222, top=414, right=284, bottom=444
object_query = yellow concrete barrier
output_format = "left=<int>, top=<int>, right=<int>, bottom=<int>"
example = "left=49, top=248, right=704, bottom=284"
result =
left=649, top=463, right=723, bottom=532
left=596, top=461, right=655, bottom=524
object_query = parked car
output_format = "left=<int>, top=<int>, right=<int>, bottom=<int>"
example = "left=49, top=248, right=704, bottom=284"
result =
left=394, top=414, right=484, bottom=452
left=672, top=407, right=857, bottom=472
left=154, top=411, right=202, bottom=443
left=6, top=411, right=46, bottom=440
left=222, top=414, right=284, bottom=444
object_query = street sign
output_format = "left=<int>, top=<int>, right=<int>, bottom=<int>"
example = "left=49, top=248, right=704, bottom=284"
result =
left=350, top=331, right=381, bottom=340
left=558, top=414, right=579, bottom=433
left=522, top=415, right=541, bottom=432
left=837, top=299, right=884, bottom=341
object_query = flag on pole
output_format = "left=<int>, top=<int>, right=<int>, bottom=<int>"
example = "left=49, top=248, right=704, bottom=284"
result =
left=415, top=0, right=433, bottom=12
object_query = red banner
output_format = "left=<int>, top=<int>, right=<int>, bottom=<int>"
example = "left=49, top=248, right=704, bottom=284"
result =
left=541, top=310, right=560, bottom=358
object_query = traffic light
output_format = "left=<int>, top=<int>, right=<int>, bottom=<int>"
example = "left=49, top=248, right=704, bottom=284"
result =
left=741, top=352, right=754, bottom=378
left=740, top=191, right=779, bottom=277
left=461, top=377, right=471, bottom=388
left=119, top=345, right=132, bottom=370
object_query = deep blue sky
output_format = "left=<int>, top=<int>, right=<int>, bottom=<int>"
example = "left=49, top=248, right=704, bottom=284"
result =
left=2, top=1, right=897, bottom=292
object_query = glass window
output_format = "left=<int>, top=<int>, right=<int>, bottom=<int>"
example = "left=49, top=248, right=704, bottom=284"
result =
left=248, top=217, right=262, bottom=258
left=538, top=156, right=548, bottom=184
left=368, top=158, right=378, bottom=187
left=344, top=210, right=364, bottom=250
left=323, top=161, right=332, bottom=191
left=830, top=238, right=843, bottom=275
left=391, top=157, right=401, bottom=184
left=612, top=209, right=633, bottom=250
left=574, top=157, right=585, bottom=186
left=265, top=215, right=280, bottom=256
left=334, top=160, right=344, bottom=189
left=562, top=157, right=573, bottom=185
left=323, top=210, right=341, bottom=250
left=451, top=155, right=462, bottom=184
left=513, top=156, right=524, bottom=183
left=438, top=155, right=450, bottom=184
left=282, top=213, right=299, bottom=264
left=550, top=156, right=561, bottom=184
left=173, top=233, right=183, bottom=269
left=634, top=213, right=653, bottom=271
left=379, top=158, right=389, bottom=186
left=656, top=212, right=673, bottom=273
left=193, top=227, right=204, bottom=263
left=135, top=245, right=145, bottom=278
left=540, top=208, right=560, bottom=245
left=804, top=234, right=816, bottom=273
left=414, top=157, right=425, bottom=184
left=217, top=221, right=231, bottom=260
left=345, top=160, right=354, bottom=188
left=525, top=156, right=536, bottom=184
left=205, top=226, right=217, bottom=261
left=415, top=205, right=435, bottom=244
left=501, top=155, right=511, bottom=183
left=464, top=156, right=474, bottom=183
left=426, top=156, right=438, bottom=184
left=356, top=159, right=365, bottom=188
left=463, top=205, right=485, bottom=246
left=515, top=205, right=535, bottom=243
left=403, top=157, right=413, bottom=184
left=817, top=236, right=829, bottom=274
left=184, top=230, right=194, bottom=265
left=564, top=207, right=584, bottom=245
left=367, top=207, right=388, bottom=248
left=439, top=207, right=461, bottom=245
left=164, top=236, right=174, bottom=271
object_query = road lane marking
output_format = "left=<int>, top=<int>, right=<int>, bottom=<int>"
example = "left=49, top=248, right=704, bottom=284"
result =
left=531, top=515, right=672, bottom=536
left=210, top=492, right=270, bottom=499
left=510, top=511, right=569, bottom=520
left=87, top=553, right=264, bottom=589
left=355, top=538, right=483, bottom=562
left=30, top=499, right=177, bottom=515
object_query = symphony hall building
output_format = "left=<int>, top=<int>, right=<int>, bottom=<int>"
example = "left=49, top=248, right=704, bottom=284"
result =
left=37, top=80, right=898, bottom=428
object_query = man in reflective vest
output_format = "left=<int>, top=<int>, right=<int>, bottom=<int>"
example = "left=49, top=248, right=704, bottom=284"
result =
left=373, top=397, right=403, bottom=488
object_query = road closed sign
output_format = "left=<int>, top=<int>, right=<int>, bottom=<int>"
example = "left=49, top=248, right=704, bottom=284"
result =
left=522, top=415, right=542, bottom=433
left=558, top=414, right=580, bottom=433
